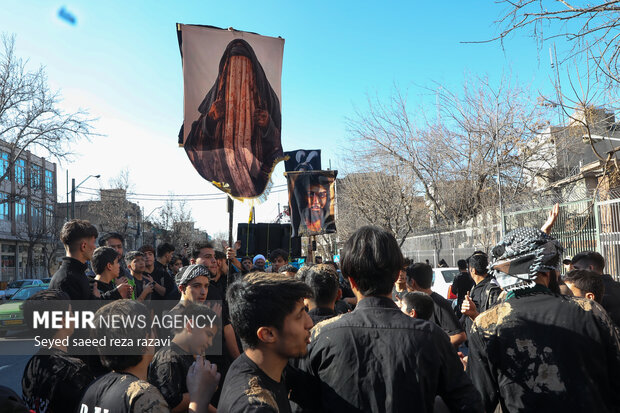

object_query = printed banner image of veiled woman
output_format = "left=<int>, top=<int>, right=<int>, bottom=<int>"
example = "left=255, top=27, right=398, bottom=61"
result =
left=185, top=39, right=283, bottom=199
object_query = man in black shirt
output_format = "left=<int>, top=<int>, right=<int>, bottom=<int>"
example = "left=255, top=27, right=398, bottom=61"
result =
left=49, top=219, right=99, bottom=300
left=451, top=259, right=474, bottom=317
left=392, top=258, right=410, bottom=305
left=401, top=291, right=435, bottom=321
left=152, top=242, right=181, bottom=301
left=298, top=226, right=482, bottom=412
left=468, top=227, right=620, bottom=412
left=99, top=232, right=132, bottom=280
left=407, top=262, right=467, bottom=348
left=304, top=264, right=339, bottom=324
left=80, top=300, right=220, bottom=413
left=571, top=250, right=620, bottom=327
left=460, top=251, right=502, bottom=336
left=125, top=251, right=154, bottom=302
left=91, top=246, right=131, bottom=300
left=149, top=302, right=219, bottom=412
left=219, top=273, right=314, bottom=412
left=21, top=290, right=95, bottom=413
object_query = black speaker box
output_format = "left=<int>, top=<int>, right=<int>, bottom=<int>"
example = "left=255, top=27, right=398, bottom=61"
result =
left=237, top=223, right=302, bottom=258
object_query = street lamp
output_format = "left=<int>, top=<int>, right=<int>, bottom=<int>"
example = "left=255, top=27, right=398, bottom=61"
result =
left=582, top=134, right=620, bottom=144
left=70, top=174, right=100, bottom=219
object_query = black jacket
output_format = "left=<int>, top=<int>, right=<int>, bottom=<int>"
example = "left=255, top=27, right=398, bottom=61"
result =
left=49, top=257, right=93, bottom=300
left=468, top=288, right=620, bottom=412
left=297, top=296, right=482, bottom=412
left=602, top=274, right=620, bottom=328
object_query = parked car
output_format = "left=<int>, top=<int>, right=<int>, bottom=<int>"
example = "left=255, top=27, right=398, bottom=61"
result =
left=0, top=284, right=49, bottom=336
left=432, top=267, right=460, bottom=300
left=3, top=279, right=45, bottom=299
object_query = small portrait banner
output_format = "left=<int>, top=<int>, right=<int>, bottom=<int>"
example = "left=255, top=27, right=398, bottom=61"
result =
left=284, top=150, right=321, bottom=172
left=285, top=170, right=337, bottom=237
left=178, top=24, right=285, bottom=199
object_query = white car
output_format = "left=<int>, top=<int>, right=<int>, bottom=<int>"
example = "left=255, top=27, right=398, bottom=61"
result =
left=432, top=267, right=460, bottom=300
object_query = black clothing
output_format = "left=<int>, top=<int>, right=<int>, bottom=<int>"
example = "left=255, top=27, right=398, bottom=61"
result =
left=307, top=307, right=337, bottom=325
left=468, top=289, right=620, bottom=413
left=218, top=353, right=291, bottom=413
left=80, top=371, right=168, bottom=413
left=298, top=296, right=482, bottom=412
left=464, top=276, right=502, bottom=336
left=451, top=271, right=474, bottom=315
left=602, top=274, right=620, bottom=328
left=131, top=275, right=150, bottom=301
left=391, top=285, right=408, bottom=302
left=89, top=276, right=122, bottom=300
left=430, top=292, right=464, bottom=336
left=49, top=257, right=92, bottom=300
left=152, top=261, right=180, bottom=301
left=22, top=347, right=95, bottom=413
left=148, top=343, right=194, bottom=409
left=333, top=299, right=350, bottom=315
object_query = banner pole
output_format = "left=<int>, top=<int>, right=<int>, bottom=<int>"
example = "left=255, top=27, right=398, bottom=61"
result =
left=227, top=197, right=234, bottom=285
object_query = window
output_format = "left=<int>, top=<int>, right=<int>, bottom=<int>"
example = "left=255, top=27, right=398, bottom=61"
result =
left=0, top=152, right=8, bottom=178
left=30, top=164, right=41, bottom=190
left=15, top=199, right=26, bottom=223
left=31, top=202, right=42, bottom=228
left=45, top=170, right=54, bottom=193
left=15, top=159, right=25, bottom=185
left=0, top=193, right=9, bottom=221
left=45, top=204, right=54, bottom=228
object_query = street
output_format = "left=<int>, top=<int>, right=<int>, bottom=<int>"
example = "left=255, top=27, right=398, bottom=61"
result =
left=0, top=337, right=36, bottom=395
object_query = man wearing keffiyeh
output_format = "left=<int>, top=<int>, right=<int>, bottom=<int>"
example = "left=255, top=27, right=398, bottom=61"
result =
left=468, top=227, right=620, bottom=413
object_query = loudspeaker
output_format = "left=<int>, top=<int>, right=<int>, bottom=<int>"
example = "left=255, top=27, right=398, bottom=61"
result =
left=237, top=223, right=302, bottom=258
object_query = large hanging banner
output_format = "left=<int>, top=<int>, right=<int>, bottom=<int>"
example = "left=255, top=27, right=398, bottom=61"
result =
left=285, top=170, right=337, bottom=237
left=178, top=24, right=285, bottom=199
left=284, top=149, right=321, bottom=172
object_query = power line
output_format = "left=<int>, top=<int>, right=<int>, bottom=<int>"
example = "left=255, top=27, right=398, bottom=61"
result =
left=79, top=183, right=289, bottom=198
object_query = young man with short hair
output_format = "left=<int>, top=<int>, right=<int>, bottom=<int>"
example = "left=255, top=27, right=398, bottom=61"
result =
left=240, top=256, right=253, bottom=273
left=392, top=257, right=411, bottom=305
left=571, top=250, right=620, bottom=326
left=219, top=273, right=314, bottom=412
left=139, top=245, right=168, bottom=300
left=91, top=246, right=131, bottom=300
left=99, top=232, right=132, bottom=279
left=192, top=243, right=241, bottom=361
left=153, top=242, right=180, bottom=301
left=460, top=251, right=502, bottom=336
left=21, top=290, right=95, bottom=413
left=407, top=263, right=467, bottom=348
left=50, top=219, right=99, bottom=300
left=299, top=226, right=482, bottom=412
left=451, top=258, right=474, bottom=317
left=79, top=300, right=220, bottom=413
left=149, top=301, right=219, bottom=413
left=401, top=291, right=435, bottom=321
left=564, top=269, right=605, bottom=304
left=304, top=264, right=339, bottom=324
left=269, top=249, right=288, bottom=273
left=125, top=251, right=154, bottom=302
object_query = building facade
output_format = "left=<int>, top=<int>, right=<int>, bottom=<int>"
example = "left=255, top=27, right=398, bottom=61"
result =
left=0, top=145, right=58, bottom=282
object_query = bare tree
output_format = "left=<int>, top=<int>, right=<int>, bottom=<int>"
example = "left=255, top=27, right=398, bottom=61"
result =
left=154, top=198, right=198, bottom=248
left=336, top=171, right=427, bottom=247
left=486, top=0, right=620, bottom=86
left=0, top=34, right=95, bottom=188
left=346, top=75, right=553, bottom=228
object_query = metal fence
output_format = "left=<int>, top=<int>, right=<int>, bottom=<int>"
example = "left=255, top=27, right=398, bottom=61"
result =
left=403, top=196, right=620, bottom=278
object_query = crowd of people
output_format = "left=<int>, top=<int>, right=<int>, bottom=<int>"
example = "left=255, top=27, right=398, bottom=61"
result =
left=2, top=216, right=620, bottom=413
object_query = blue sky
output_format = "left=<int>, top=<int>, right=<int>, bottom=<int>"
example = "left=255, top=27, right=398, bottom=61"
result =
left=1, top=1, right=566, bottom=235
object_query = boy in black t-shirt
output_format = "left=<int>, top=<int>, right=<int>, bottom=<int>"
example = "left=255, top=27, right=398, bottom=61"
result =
left=90, top=246, right=132, bottom=300
left=149, top=302, right=219, bottom=412
left=21, top=289, right=95, bottom=413
left=79, top=300, right=220, bottom=413
left=218, top=273, right=314, bottom=413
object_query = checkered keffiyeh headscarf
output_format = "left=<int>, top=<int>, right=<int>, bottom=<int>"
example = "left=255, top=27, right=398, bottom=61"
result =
left=490, top=227, right=564, bottom=291
left=176, top=264, right=212, bottom=286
